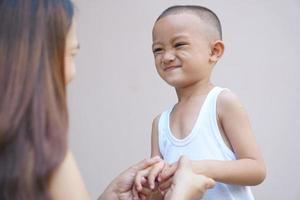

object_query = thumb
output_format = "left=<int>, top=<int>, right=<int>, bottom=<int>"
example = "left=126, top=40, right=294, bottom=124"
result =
left=178, top=155, right=192, bottom=170
left=205, top=178, right=216, bottom=189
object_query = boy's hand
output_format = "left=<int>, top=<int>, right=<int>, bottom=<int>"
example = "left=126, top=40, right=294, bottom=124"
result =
left=157, top=162, right=178, bottom=194
left=134, top=159, right=166, bottom=199
left=135, top=159, right=165, bottom=190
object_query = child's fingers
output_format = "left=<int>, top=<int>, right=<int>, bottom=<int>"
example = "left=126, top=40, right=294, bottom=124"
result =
left=158, top=177, right=173, bottom=191
left=205, top=178, right=216, bottom=189
left=132, top=186, right=140, bottom=200
left=157, top=163, right=169, bottom=181
left=132, top=156, right=162, bottom=192
left=135, top=168, right=151, bottom=191
left=141, top=177, right=148, bottom=185
left=158, top=162, right=177, bottom=182
left=148, top=162, right=165, bottom=189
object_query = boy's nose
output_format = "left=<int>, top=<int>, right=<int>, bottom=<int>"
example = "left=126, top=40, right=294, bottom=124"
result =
left=162, top=51, right=175, bottom=65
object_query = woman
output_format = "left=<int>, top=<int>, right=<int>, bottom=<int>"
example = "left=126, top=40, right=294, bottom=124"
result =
left=0, top=0, right=83, bottom=199
left=0, top=0, right=213, bottom=199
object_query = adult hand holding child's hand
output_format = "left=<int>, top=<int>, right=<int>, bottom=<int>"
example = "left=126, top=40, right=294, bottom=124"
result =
left=134, top=158, right=166, bottom=199
left=133, top=156, right=215, bottom=200
left=164, top=156, right=215, bottom=200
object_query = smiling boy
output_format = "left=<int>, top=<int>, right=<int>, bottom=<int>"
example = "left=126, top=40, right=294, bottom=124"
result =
left=135, top=5, right=266, bottom=200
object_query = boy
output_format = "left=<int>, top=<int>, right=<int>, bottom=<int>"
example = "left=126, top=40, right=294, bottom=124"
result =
left=135, top=5, right=266, bottom=200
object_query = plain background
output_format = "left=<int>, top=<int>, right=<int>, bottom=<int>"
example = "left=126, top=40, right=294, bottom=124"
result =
left=68, top=0, right=300, bottom=199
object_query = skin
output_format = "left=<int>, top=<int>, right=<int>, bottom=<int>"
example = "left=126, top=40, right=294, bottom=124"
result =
left=49, top=151, right=90, bottom=200
left=135, top=156, right=216, bottom=200
left=136, top=12, right=266, bottom=198
left=99, top=157, right=161, bottom=200
left=164, top=156, right=215, bottom=200
left=49, top=20, right=89, bottom=200
left=64, top=20, right=80, bottom=84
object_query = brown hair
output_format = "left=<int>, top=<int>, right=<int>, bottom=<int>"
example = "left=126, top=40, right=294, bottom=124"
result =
left=0, top=0, right=74, bottom=199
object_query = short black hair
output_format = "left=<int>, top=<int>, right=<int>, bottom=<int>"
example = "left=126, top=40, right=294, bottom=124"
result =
left=156, top=5, right=222, bottom=40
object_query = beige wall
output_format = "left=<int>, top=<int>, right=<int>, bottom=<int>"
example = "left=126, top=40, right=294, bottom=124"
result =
left=68, top=0, right=300, bottom=199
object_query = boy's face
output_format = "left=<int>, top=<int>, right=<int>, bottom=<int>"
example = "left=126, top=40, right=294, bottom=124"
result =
left=152, top=13, right=214, bottom=88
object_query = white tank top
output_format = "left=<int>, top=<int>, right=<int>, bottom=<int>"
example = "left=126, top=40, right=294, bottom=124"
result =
left=158, top=87, right=255, bottom=200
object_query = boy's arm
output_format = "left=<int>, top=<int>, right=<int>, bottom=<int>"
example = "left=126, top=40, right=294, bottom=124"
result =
left=149, top=115, right=164, bottom=200
left=151, top=115, right=163, bottom=158
left=191, top=90, right=266, bottom=186
left=133, top=115, right=165, bottom=200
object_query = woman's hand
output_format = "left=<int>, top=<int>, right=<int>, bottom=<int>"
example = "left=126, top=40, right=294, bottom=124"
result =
left=98, top=156, right=161, bottom=200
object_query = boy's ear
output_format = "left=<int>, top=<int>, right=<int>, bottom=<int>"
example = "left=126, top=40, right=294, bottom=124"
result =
left=209, top=40, right=225, bottom=63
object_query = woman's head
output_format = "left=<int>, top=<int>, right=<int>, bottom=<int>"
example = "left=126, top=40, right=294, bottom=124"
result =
left=0, top=0, right=74, bottom=199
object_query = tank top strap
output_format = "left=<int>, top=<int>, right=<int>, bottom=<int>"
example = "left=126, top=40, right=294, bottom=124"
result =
left=158, top=108, right=172, bottom=156
left=207, top=87, right=230, bottom=119
left=207, top=87, right=229, bottom=107
left=201, top=86, right=235, bottom=159
left=191, top=87, right=226, bottom=130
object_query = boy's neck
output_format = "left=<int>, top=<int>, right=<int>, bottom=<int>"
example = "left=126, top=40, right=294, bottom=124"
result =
left=175, top=80, right=214, bottom=102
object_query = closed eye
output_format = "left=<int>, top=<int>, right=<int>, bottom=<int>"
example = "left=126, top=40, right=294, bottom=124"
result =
left=153, top=47, right=163, bottom=53
left=174, top=42, right=187, bottom=48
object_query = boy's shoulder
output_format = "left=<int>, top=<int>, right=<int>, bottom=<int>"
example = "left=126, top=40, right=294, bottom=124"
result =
left=217, top=89, right=245, bottom=117
left=218, top=89, right=240, bottom=104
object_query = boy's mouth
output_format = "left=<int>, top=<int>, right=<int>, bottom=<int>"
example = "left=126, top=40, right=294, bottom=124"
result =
left=164, top=65, right=181, bottom=72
